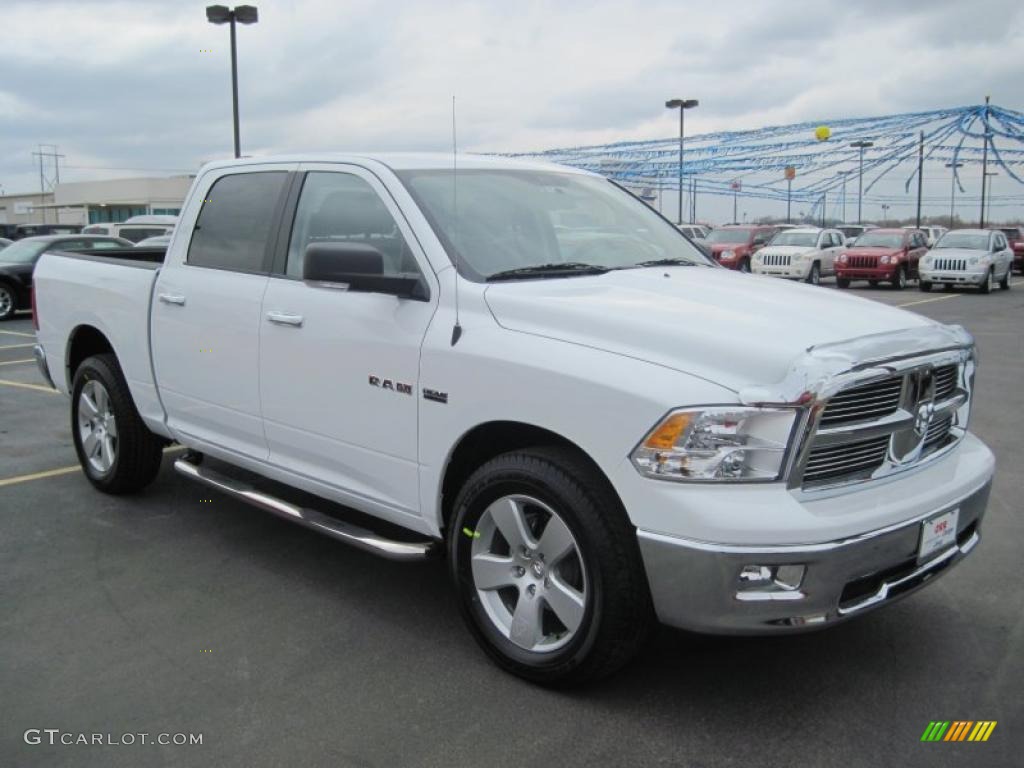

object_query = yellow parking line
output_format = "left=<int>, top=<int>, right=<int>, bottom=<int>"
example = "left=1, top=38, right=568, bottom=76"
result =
left=0, top=358, right=33, bottom=366
left=0, top=329, right=35, bottom=337
left=0, top=446, right=185, bottom=489
left=0, top=465, right=81, bottom=488
left=897, top=294, right=961, bottom=308
left=0, top=343, right=35, bottom=350
left=0, top=378, right=58, bottom=394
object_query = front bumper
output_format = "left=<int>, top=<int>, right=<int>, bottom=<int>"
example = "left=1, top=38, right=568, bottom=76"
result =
left=636, top=476, right=991, bottom=635
left=835, top=266, right=897, bottom=281
left=33, top=343, right=56, bottom=390
left=920, top=268, right=988, bottom=285
left=752, top=263, right=810, bottom=279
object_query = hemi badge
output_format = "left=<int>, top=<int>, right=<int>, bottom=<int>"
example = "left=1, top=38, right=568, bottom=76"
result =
left=423, top=388, right=448, bottom=404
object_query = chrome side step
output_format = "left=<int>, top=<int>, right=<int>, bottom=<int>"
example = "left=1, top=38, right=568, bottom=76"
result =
left=173, top=457, right=437, bottom=561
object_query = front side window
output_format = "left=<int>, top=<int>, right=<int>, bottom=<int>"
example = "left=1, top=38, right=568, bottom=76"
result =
left=284, top=172, right=419, bottom=279
left=398, top=170, right=709, bottom=279
left=187, top=171, right=287, bottom=272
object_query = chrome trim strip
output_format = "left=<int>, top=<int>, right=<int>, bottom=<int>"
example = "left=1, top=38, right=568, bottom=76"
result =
left=636, top=478, right=991, bottom=554
left=173, top=457, right=436, bottom=561
left=32, top=344, right=56, bottom=390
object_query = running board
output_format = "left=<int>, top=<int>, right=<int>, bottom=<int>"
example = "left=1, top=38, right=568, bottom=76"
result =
left=173, top=457, right=436, bottom=561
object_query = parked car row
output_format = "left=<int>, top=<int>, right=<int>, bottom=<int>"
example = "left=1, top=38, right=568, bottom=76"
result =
left=0, top=215, right=178, bottom=243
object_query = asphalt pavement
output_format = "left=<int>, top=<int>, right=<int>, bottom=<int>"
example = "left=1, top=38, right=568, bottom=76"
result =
left=1, top=279, right=1021, bottom=767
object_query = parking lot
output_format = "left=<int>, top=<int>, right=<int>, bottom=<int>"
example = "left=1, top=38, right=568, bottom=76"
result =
left=1, top=280, right=1021, bottom=768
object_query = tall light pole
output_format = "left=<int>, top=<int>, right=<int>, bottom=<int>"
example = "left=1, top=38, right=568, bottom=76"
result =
left=207, top=5, right=259, bottom=159
left=979, top=96, right=991, bottom=228
left=665, top=98, right=699, bottom=225
left=984, top=171, right=998, bottom=226
left=880, top=203, right=890, bottom=223
left=851, top=139, right=874, bottom=223
left=945, top=161, right=964, bottom=229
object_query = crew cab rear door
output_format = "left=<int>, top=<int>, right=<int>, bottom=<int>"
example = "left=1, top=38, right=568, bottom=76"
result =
left=257, top=164, right=438, bottom=526
left=151, top=164, right=296, bottom=459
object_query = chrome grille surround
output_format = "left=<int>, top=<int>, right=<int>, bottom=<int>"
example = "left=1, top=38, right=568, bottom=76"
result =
left=761, top=253, right=792, bottom=267
left=738, top=325, right=975, bottom=494
left=847, top=255, right=878, bottom=268
left=932, top=257, right=967, bottom=272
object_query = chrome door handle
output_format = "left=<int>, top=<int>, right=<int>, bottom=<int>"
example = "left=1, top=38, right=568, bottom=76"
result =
left=158, top=293, right=186, bottom=306
left=266, top=311, right=304, bottom=327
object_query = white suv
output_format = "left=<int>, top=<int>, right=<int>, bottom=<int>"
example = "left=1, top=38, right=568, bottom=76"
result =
left=751, top=227, right=845, bottom=285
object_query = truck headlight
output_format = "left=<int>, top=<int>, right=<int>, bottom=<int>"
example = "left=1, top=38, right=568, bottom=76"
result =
left=631, top=407, right=797, bottom=482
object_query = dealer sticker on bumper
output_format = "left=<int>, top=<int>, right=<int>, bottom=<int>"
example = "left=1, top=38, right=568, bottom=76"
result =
left=919, top=508, right=958, bottom=561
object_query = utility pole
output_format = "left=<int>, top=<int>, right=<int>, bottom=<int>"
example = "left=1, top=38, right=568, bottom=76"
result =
left=945, top=161, right=963, bottom=229
left=915, top=131, right=924, bottom=229
left=851, top=140, right=874, bottom=223
left=979, top=96, right=991, bottom=228
left=665, top=98, right=698, bottom=225
left=30, top=144, right=65, bottom=224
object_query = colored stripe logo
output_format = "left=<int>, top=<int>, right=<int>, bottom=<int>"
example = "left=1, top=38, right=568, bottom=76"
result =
left=921, top=721, right=997, bottom=742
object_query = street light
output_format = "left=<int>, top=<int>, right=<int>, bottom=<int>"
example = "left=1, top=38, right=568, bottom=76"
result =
left=984, top=171, right=998, bottom=227
left=665, top=98, right=699, bottom=225
left=850, top=140, right=874, bottom=224
left=880, top=203, right=890, bottom=223
left=206, top=5, right=259, bottom=159
left=945, top=161, right=964, bottom=229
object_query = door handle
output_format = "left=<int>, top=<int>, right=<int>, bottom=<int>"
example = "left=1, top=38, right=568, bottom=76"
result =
left=158, top=293, right=186, bottom=306
left=266, top=311, right=304, bottom=327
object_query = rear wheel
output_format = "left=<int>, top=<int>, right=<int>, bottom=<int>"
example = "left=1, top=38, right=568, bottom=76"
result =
left=449, top=447, right=653, bottom=685
left=868, top=279, right=879, bottom=288
left=71, top=354, right=164, bottom=494
left=0, top=282, right=16, bottom=321
left=836, top=277, right=850, bottom=289
left=979, top=268, right=993, bottom=295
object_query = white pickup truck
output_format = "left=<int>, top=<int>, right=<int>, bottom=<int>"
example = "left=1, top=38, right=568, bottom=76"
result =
left=32, top=154, right=995, bottom=685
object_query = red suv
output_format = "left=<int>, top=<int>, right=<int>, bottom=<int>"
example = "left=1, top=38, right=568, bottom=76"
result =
left=703, top=225, right=776, bottom=272
left=998, top=227, right=1024, bottom=273
left=835, top=228, right=928, bottom=289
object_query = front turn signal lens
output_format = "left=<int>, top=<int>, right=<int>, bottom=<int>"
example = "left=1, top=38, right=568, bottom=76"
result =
left=643, top=412, right=692, bottom=450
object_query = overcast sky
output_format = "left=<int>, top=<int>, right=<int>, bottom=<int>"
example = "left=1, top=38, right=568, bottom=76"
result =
left=2, top=0, right=1022, bottom=221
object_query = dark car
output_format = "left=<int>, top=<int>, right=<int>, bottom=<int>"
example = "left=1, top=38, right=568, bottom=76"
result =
left=0, top=235, right=132, bottom=320
left=12, top=223, right=83, bottom=239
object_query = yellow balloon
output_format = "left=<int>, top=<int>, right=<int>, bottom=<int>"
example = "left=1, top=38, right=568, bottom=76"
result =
left=815, top=125, right=831, bottom=141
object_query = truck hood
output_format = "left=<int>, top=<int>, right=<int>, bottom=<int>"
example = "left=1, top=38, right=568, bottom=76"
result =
left=483, top=267, right=933, bottom=392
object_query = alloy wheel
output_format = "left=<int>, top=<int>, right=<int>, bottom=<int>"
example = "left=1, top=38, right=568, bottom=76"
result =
left=0, top=286, right=13, bottom=318
left=470, top=494, right=588, bottom=653
left=77, top=379, right=118, bottom=473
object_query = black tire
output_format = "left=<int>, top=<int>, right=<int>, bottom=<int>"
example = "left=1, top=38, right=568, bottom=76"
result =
left=805, top=262, right=821, bottom=285
left=0, top=281, right=16, bottom=321
left=920, top=281, right=933, bottom=292
left=999, top=269, right=1010, bottom=290
left=71, top=353, right=164, bottom=494
left=979, top=268, right=993, bottom=295
left=868, top=280, right=879, bottom=288
left=449, top=447, right=653, bottom=686
left=738, top=258, right=751, bottom=274
left=836, top=277, right=850, bottom=289
left=891, top=266, right=908, bottom=290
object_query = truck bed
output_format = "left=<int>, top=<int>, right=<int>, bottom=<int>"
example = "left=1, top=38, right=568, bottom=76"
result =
left=33, top=249, right=170, bottom=438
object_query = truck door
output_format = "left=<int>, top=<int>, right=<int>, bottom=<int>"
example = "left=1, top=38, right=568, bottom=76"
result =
left=258, top=165, right=437, bottom=526
left=151, top=165, right=294, bottom=459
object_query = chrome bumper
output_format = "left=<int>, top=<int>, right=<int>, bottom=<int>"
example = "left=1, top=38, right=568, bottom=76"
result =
left=920, top=269, right=987, bottom=284
left=33, top=344, right=56, bottom=389
left=637, top=478, right=990, bottom=634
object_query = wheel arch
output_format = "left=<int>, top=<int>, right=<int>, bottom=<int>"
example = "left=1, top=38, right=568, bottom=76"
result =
left=438, top=420, right=623, bottom=535
left=66, top=324, right=116, bottom=390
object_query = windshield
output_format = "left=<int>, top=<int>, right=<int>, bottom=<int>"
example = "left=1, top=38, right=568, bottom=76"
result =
left=935, top=233, right=990, bottom=250
left=705, top=228, right=752, bottom=244
left=769, top=232, right=817, bottom=247
left=0, top=240, right=48, bottom=264
left=853, top=232, right=904, bottom=248
left=396, top=170, right=710, bottom=279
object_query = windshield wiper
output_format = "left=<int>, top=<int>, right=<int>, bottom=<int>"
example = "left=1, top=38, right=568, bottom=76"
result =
left=486, top=262, right=610, bottom=281
left=631, top=258, right=699, bottom=268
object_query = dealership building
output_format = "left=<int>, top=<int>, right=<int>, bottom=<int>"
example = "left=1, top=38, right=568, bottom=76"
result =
left=0, top=175, right=194, bottom=227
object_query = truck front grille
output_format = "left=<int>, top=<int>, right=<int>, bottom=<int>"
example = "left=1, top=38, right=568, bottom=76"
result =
left=796, top=360, right=969, bottom=490
left=932, top=257, right=966, bottom=271
left=819, top=377, right=903, bottom=426
left=847, top=255, right=878, bottom=268
left=761, top=253, right=792, bottom=267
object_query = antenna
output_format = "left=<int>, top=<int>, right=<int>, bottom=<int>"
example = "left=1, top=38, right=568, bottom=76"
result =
left=450, top=95, right=463, bottom=346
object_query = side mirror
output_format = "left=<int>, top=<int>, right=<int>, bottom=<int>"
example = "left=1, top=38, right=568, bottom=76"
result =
left=303, top=242, right=427, bottom=300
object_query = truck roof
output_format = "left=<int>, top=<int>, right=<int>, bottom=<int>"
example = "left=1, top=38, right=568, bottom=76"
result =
left=198, top=152, right=589, bottom=175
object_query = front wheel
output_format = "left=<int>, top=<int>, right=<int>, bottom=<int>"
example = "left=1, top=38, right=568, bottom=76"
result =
left=71, top=354, right=165, bottom=494
left=738, top=258, right=751, bottom=274
left=805, top=263, right=821, bottom=285
left=979, top=268, right=993, bottom=294
left=920, top=281, right=933, bottom=292
left=891, top=267, right=908, bottom=290
left=999, top=269, right=1011, bottom=290
left=836, top=277, right=850, bottom=289
left=449, top=448, right=653, bottom=685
